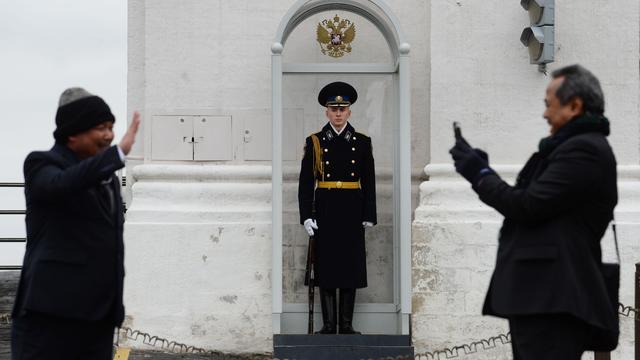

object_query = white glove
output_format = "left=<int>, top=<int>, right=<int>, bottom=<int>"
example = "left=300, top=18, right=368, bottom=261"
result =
left=304, top=218, right=318, bottom=236
left=362, top=221, right=374, bottom=228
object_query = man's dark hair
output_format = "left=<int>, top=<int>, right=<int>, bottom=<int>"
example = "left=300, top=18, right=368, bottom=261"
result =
left=551, top=65, right=605, bottom=115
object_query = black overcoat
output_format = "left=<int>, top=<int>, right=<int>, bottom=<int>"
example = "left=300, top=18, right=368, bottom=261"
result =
left=475, top=132, right=618, bottom=335
left=298, top=122, right=376, bottom=289
left=12, top=144, right=126, bottom=326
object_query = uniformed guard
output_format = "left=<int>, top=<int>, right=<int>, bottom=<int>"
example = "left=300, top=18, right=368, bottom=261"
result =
left=298, top=81, right=377, bottom=334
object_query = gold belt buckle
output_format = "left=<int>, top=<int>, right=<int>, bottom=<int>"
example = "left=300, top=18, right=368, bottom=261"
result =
left=336, top=181, right=343, bottom=189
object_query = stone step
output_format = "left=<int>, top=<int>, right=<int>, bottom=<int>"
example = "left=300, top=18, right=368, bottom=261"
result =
left=273, top=334, right=414, bottom=360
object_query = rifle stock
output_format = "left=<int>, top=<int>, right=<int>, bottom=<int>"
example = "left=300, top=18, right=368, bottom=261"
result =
left=304, top=235, right=315, bottom=286
left=305, top=235, right=316, bottom=334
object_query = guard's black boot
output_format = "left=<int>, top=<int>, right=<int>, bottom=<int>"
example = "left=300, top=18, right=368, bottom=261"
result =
left=339, top=288, right=361, bottom=334
left=315, top=288, right=337, bottom=334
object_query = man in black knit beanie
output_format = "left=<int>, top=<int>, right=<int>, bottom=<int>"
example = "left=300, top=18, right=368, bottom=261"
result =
left=11, top=87, right=140, bottom=360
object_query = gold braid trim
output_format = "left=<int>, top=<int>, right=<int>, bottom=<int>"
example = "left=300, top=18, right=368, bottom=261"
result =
left=310, top=134, right=323, bottom=178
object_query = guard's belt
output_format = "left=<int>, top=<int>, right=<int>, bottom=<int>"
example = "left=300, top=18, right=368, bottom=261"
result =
left=317, top=181, right=360, bottom=189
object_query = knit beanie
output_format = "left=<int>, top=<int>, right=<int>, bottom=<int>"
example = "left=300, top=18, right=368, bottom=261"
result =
left=53, top=87, right=115, bottom=142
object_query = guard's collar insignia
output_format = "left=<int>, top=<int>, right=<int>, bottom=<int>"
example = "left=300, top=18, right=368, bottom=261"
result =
left=325, top=130, right=334, bottom=141
left=345, top=131, right=352, bottom=142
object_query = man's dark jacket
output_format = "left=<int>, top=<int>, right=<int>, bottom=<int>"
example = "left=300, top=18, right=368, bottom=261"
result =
left=476, top=129, right=618, bottom=334
left=12, top=144, right=126, bottom=326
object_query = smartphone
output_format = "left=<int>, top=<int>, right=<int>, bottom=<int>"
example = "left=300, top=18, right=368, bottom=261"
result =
left=453, top=121, right=462, bottom=141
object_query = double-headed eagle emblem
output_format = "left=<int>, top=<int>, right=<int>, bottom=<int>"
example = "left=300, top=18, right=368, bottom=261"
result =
left=316, top=15, right=356, bottom=58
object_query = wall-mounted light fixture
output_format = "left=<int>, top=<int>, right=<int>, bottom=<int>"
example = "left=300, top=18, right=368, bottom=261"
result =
left=519, top=0, right=554, bottom=71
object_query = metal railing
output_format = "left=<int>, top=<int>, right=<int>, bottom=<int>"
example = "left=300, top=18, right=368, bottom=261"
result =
left=0, top=182, right=26, bottom=270
left=0, top=178, right=127, bottom=271
left=0, top=182, right=26, bottom=214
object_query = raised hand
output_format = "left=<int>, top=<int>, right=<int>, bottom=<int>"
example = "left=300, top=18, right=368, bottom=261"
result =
left=450, top=140, right=491, bottom=184
left=118, top=111, right=141, bottom=155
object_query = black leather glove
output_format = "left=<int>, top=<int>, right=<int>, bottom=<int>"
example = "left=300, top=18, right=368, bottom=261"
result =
left=455, top=134, right=488, bottom=161
left=474, top=148, right=488, bottom=163
left=449, top=138, right=492, bottom=184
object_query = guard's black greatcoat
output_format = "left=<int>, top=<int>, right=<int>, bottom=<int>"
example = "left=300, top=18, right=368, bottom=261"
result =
left=12, top=144, right=125, bottom=325
left=298, top=122, right=376, bottom=289
left=476, top=132, right=618, bottom=338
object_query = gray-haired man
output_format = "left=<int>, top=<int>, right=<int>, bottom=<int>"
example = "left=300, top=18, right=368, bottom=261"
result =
left=450, top=65, right=619, bottom=359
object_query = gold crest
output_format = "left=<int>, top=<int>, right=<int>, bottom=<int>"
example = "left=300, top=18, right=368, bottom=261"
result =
left=316, top=15, right=356, bottom=58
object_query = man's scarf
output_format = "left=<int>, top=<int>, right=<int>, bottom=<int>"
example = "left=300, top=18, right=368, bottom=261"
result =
left=538, top=113, right=610, bottom=157
left=515, top=113, right=610, bottom=189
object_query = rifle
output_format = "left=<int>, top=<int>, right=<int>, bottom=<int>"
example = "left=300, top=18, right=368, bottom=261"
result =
left=304, top=235, right=316, bottom=334
left=303, top=134, right=322, bottom=334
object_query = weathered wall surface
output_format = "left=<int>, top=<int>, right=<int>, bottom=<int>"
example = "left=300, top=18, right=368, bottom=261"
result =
left=413, top=0, right=639, bottom=358
left=427, top=0, right=639, bottom=165
left=123, top=165, right=274, bottom=352
left=128, top=0, right=640, bottom=356
left=126, top=0, right=429, bottom=167
left=126, top=0, right=428, bottom=352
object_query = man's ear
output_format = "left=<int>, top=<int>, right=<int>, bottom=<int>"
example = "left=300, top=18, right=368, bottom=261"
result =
left=66, top=134, right=79, bottom=147
left=569, top=97, right=584, bottom=116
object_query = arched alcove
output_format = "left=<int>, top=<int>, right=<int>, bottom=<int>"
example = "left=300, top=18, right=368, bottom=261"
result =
left=271, top=0, right=411, bottom=335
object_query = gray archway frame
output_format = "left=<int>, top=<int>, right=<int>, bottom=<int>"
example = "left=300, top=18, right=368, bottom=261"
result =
left=272, top=0, right=411, bottom=335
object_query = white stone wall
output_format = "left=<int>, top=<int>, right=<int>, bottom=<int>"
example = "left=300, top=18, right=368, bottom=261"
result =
left=126, top=0, right=429, bottom=352
left=123, top=165, right=274, bottom=352
left=413, top=0, right=640, bottom=357
left=413, top=165, right=511, bottom=356
left=126, top=0, right=429, bottom=167
left=428, top=0, right=639, bottom=165
left=126, top=0, right=640, bottom=356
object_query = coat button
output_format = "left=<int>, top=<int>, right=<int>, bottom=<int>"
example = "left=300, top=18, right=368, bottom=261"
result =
left=324, top=148, right=328, bottom=153
left=327, top=174, right=331, bottom=178
left=352, top=147, right=356, bottom=151
left=351, top=160, right=355, bottom=164
left=351, top=173, right=355, bottom=177
left=325, top=161, right=330, bottom=165
left=323, top=137, right=326, bottom=140
left=353, top=137, right=357, bottom=140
